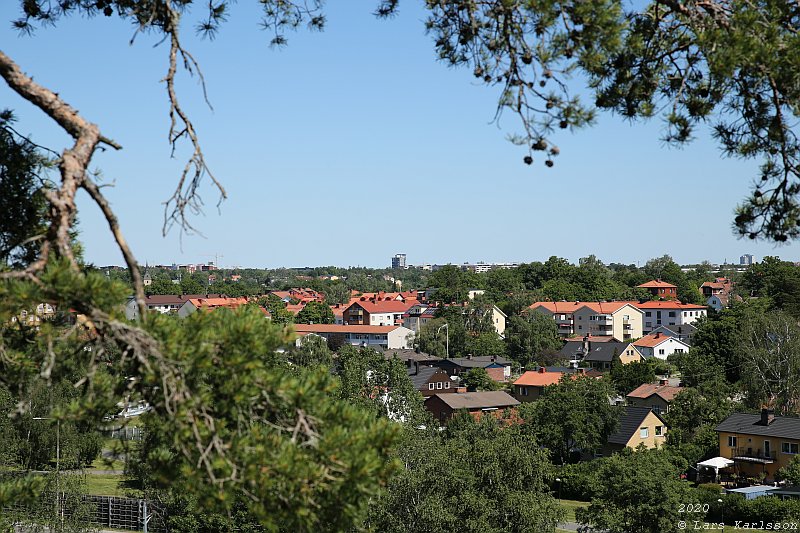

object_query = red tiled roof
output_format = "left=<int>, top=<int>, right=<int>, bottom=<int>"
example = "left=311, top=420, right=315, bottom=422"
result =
left=632, top=301, right=706, bottom=310
left=529, top=302, right=585, bottom=314
left=576, top=301, right=637, bottom=314
left=293, top=324, right=402, bottom=334
left=513, top=370, right=566, bottom=387
left=186, top=297, right=248, bottom=309
left=637, top=280, right=677, bottom=289
left=632, top=333, right=673, bottom=348
left=347, top=300, right=414, bottom=314
left=627, top=382, right=684, bottom=402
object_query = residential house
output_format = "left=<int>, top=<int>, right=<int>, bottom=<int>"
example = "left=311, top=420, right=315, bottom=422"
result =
left=701, top=277, right=739, bottom=310
left=402, top=304, right=438, bottom=333
left=631, top=301, right=707, bottom=334
left=601, top=407, right=668, bottom=455
left=649, top=324, right=697, bottom=345
left=292, top=324, right=414, bottom=350
left=632, top=332, right=690, bottom=360
left=529, top=301, right=586, bottom=337
left=343, top=299, right=413, bottom=326
left=715, top=409, right=800, bottom=482
left=637, top=279, right=678, bottom=299
left=177, top=297, right=250, bottom=318
left=626, top=380, right=684, bottom=414
left=572, top=302, right=644, bottom=340
left=124, top=294, right=225, bottom=320
left=424, top=391, right=520, bottom=422
left=431, top=355, right=513, bottom=382
left=512, top=367, right=599, bottom=402
left=11, top=303, right=57, bottom=328
left=408, top=365, right=454, bottom=397
left=271, top=288, right=325, bottom=304
left=558, top=337, right=641, bottom=370
left=382, top=349, right=441, bottom=366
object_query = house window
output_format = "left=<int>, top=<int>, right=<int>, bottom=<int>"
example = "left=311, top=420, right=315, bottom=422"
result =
left=578, top=325, right=582, bottom=330
left=728, top=436, right=737, bottom=448
left=640, top=427, right=649, bottom=438
left=645, top=312, right=652, bottom=317
left=428, top=383, right=434, bottom=390
left=655, top=426, right=664, bottom=436
left=645, top=322, right=652, bottom=328
left=658, top=349, right=665, bottom=355
left=436, top=382, right=443, bottom=390
left=444, top=382, right=450, bottom=389
left=782, top=442, right=799, bottom=454
left=674, top=349, right=684, bottom=354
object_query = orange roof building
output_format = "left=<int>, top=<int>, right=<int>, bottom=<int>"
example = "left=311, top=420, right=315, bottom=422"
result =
left=627, top=380, right=684, bottom=414
left=632, top=332, right=691, bottom=360
left=637, top=279, right=678, bottom=299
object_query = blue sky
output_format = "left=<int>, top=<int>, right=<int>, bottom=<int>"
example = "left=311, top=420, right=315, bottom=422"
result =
left=0, top=2, right=793, bottom=268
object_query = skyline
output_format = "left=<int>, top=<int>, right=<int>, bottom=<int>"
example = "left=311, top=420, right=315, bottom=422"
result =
left=0, top=3, right=795, bottom=268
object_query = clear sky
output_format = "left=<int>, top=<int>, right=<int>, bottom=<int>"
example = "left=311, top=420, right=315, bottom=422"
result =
left=0, top=2, right=793, bottom=269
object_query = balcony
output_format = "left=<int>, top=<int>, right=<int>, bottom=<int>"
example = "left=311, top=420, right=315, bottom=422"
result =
left=730, top=447, right=775, bottom=464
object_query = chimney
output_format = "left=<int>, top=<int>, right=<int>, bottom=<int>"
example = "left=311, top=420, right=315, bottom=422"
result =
left=491, top=355, right=496, bottom=363
left=413, top=361, right=419, bottom=376
left=659, top=379, right=669, bottom=386
left=538, top=367, right=546, bottom=374
left=583, top=334, right=590, bottom=354
left=655, top=332, right=661, bottom=338
left=761, top=408, right=775, bottom=426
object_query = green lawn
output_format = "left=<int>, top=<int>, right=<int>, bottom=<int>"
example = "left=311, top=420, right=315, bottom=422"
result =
left=559, top=499, right=589, bottom=522
left=84, top=473, right=141, bottom=497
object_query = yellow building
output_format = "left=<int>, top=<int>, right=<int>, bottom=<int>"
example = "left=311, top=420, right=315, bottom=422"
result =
left=601, top=407, right=668, bottom=456
left=715, top=409, right=800, bottom=482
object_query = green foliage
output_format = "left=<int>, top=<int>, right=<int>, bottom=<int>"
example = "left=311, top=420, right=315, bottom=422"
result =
left=461, top=368, right=499, bottom=391
left=741, top=256, right=800, bottom=317
left=777, top=455, right=800, bottom=486
left=739, top=310, right=800, bottom=414
left=521, top=375, right=619, bottom=464
left=335, top=345, right=424, bottom=424
left=505, top=312, right=562, bottom=368
left=609, top=360, right=656, bottom=396
left=576, top=448, right=696, bottom=533
left=0, top=110, right=49, bottom=269
left=258, top=293, right=295, bottom=325
left=368, top=414, right=566, bottom=533
left=427, top=265, right=482, bottom=304
left=289, top=333, right=333, bottom=368
left=664, top=383, right=734, bottom=463
left=294, top=300, right=334, bottom=324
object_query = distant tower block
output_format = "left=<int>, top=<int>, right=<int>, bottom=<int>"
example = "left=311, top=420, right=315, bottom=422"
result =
left=740, top=254, right=754, bottom=266
left=392, top=253, right=407, bottom=269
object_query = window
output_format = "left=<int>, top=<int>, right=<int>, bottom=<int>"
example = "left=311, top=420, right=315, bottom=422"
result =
left=444, top=382, right=450, bottom=389
left=655, top=426, right=664, bottom=436
left=428, top=383, right=434, bottom=390
left=674, top=349, right=684, bottom=354
left=782, top=442, right=799, bottom=454
left=436, top=382, right=443, bottom=390
left=728, top=436, right=737, bottom=448
left=668, top=311, right=676, bottom=317
left=645, top=322, right=652, bottom=328
left=640, top=427, right=649, bottom=438
left=645, top=312, right=652, bottom=317
left=659, top=349, right=665, bottom=355
left=578, top=325, right=582, bottom=330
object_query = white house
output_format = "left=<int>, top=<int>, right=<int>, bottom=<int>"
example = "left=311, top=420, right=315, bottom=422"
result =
left=292, top=324, right=414, bottom=350
left=632, top=332, right=691, bottom=360
left=631, top=301, right=707, bottom=334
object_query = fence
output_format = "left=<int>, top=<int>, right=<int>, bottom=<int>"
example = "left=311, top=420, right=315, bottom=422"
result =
left=108, top=425, right=145, bottom=441
left=5, top=494, right=167, bottom=532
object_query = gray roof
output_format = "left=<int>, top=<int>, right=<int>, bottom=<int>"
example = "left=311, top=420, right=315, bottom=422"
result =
left=558, top=341, right=585, bottom=359
left=383, top=348, right=441, bottom=364
left=408, top=366, right=443, bottom=390
left=428, top=391, right=519, bottom=410
left=608, top=407, right=666, bottom=445
left=444, top=355, right=512, bottom=368
left=651, top=323, right=697, bottom=337
left=715, top=413, right=800, bottom=439
left=583, top=342, right=630, bottom=363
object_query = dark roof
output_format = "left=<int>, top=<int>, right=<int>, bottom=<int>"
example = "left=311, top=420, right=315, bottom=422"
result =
left=408, top=366, right=446, bottom=390
left=608, top=407, right=667, bottom=445
left=438, top=355, right=512, bottom=369
left=651, top=323, right=698, bottom=337
left=715, top=413, right=800, bottom=440
left=583, top=342, right=630, bottom=363
left=382, top=348, right=441, bottom=364
left=558, top=341, right=585, bottom=359
left=427, top=391, right=519, bottom=410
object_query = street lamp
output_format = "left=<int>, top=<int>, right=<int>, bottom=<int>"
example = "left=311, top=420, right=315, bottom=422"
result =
left=33, top=417, right=60, bottom=525
left=436, top=323, right=449, bottom=358
left=555, top=477, right=562, bottom=502
left=718, top=498, right=724, bottom=526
